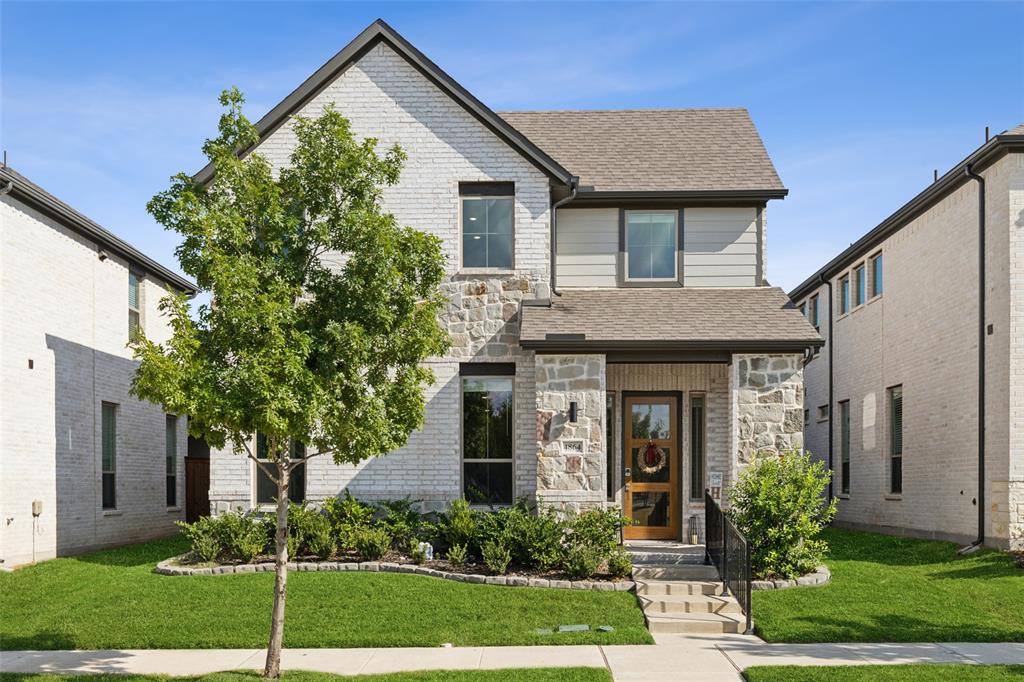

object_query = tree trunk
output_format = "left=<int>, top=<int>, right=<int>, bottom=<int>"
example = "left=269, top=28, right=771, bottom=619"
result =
left=264, top=453, right=289, bottom=678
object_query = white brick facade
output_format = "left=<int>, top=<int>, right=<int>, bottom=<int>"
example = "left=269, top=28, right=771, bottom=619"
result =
left=1, top=193, right=187, bottom=567
left=796, top=150, right=1024, bottom=549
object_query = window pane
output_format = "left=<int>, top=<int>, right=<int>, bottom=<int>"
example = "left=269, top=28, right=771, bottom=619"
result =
left=627, top=245, right=651, bottom=279
left=256, top=465, right=276, bottom=504
left=872, top=254, right=884, bottom=296
left=627, top=212, right=676, bottom=280
left=166, top=475, right=176, bottom=507
left=463, top=378, right=513, bottom=460
left=840, top=277, right=850, bottom=313
left=166, top=415, right=177, bottom=507
left=810, top=296, right=819, bottom=327
left=463, top=233, right=487, bottom=268
left=651, top=244, right=676, bottom=279
left=462, top=199, right=486, bottom=234
left=855, top=266, right=866, bottom=305
left=631, top=403, right=670, bottom=439
left=690, top=396, right=705, bottom=500
left=101, top=403, right=117, bottom=473
left=464, top=462, right=512, bottom=504
left=487, top=234, right=513, bottom=270
left=289, top=463, right=305, bottom=503
left=631, top=491, right=670, bottom=527
left=840, top=401, right=851, bottom=494
left=487, top=198, right=513, bottom=234
left=128, top=272, right=139, bottom=309
left=891, top=456, right=902, bottom=494
left=102, top=473, right=116, bottom=510
left=606, top=394, right=615, bottom=501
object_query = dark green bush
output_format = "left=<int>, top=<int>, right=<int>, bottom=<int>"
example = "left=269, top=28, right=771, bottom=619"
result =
left=562, top=541, right=603, bottom=580
left=439, top=499, right=478, bottom=552
left=323, top=492, right=376, bottom=552
left=176, top=517, right=220, bottom=563
left=212, top=510, right=268, bottom=563
left=481, top=540, right=512, bottom=574
left=565, top=508, right=630, bottom=553
left=729, top=449, right=837, bottom=579
left=607, top=547, right=633, bottom=578
left=446, top=543, right=469, bottom=567
left=377, top=497, right=425, bottom=550
left=353, top=526, right=391, bottom=561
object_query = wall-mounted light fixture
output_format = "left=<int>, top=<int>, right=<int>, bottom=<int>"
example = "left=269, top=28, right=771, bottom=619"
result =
left=568, top=401, right=578, bottom=423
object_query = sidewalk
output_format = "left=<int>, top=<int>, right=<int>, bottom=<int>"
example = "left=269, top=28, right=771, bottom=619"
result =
left=2, top=638, right=1022, bottom=681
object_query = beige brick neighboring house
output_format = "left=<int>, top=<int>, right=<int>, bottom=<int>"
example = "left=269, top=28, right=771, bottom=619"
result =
left=790, top=125, right=1024, bottom=549
left=202, top=20, right=822, bottom=541
left=0, top=166, right=198, bottom=567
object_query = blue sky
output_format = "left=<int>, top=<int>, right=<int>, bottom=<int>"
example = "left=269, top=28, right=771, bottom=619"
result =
left=3, top=1, right=1022, bottom=293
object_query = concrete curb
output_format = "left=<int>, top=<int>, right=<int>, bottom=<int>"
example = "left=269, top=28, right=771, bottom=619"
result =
left=154, top=556, right=635, bottom=592
left=751, top=564, right=830, bottom=590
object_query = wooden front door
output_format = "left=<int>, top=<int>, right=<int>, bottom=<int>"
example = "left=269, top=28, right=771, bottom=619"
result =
left=623, top=395, right=680, bottom=540
left=185, top=457, right=210, bottom=523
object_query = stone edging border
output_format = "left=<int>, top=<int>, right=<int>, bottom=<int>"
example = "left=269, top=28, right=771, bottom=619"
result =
left=751, top=564, right=830, bottom=590
left=155, top=556, right=635, bottom=592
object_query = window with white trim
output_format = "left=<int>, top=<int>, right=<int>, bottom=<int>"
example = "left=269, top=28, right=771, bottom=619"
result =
left=839, top=274, right=851, bottom=314
left=854, top=263, right=866, bottom=307
left=625, top=211, right=678, bottom=281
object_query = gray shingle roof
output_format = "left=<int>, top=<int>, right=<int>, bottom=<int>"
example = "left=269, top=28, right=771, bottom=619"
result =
left=520, top=287, right=821, bottom=349
left=498, top=109, right=785, bottom=193
left=1008, top=122, right=1024, bottom=135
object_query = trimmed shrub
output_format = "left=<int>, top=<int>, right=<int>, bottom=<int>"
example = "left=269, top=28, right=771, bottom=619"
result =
left=287, top=503, right=334, bottom=559
left=446, top=543, right=469, bottom=567
left=177, top=517, right=220, bottom=563
left=323, top=492, right=376, bottom=552
left=408, top=540, right=427, bottom=565
left=607, top=547, right=633, bottom=578
left=565, top=508, right=630, bottom=553
left=378, top=498, right=425, bottom=550
left=213, top=510, right=269, bottom=563
left=481, top=540, right=512, bottom=574
left=353, top=526, right=391, bottom=561
left=439, top=499, right=477, bottom=552
left=562, top=542, right=603, bottom=580
left=729, top=449, right=837, bottom=580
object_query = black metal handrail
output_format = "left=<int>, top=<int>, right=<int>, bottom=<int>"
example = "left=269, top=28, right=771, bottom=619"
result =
left=704, top=491, right=753, bottom=634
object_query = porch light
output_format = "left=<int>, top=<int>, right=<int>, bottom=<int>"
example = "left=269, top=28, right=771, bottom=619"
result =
left=568, top=401, right=578, bottom=423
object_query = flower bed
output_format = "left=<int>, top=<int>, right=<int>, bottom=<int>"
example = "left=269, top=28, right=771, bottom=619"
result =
left=155, top=554, right=635, bottom=591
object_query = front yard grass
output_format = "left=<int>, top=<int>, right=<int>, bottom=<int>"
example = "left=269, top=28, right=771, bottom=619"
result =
left=0, top=536, right=651, bottom=650
left=744, top=665, right=1024, bottom=681
left=753, top=528, right=1024, bottom=642
left=0, top=670, right=611, bottom=682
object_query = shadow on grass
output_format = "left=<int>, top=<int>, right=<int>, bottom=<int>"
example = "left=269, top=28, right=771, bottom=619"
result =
left=71, top=536, right=189, bottom=568
left=762, top=612, right=1024, bottom=643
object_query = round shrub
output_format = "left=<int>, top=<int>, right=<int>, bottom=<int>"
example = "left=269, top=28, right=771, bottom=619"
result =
left=481, top=540, right=512, bottom=574
left=446, top=543, right=469, bottom=567
left=562, top=542, right=603, bottom=580
left=607, top=547, right=633, bottom=578
left=729, top=449, right=837, bottom=580
left=323, top=492, right=376, bottom=553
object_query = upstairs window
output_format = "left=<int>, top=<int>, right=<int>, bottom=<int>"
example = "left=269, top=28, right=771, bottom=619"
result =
left=871, top=252, right=884, bottom=297
left=809, top=294, right=820, bottom=329
left=460, top=182, right=514, bottom=270
left=625, top=211, right=678, bottom=281
left=462, top=364, right=514, bottom=505
left=854, top=264, right=866, bottom=307
left=839, top=274, right=851, bottom=314
left=128, top=272, right=141, bottom=338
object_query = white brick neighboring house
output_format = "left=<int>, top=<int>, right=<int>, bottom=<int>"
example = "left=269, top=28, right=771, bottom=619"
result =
left=791, top=125, right=1024, bottom=550
left=200, top=20, right=822, bottom=542
left=0, top=166, right=198, bottom=567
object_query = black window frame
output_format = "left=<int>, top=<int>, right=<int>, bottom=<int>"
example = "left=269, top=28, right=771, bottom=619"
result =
left=889, top=385, right=903, bottom=495
left=101, top=402, right=117, bottom=510
left=606, top=392, right=615, bottom=501
left=461, top=364, right=515, bottom=505
left=839, top=400, right=851, bottom=495
left=689, top=393, right=706, bottom=501
left=459, top=182, right=515, bottom=271
left=166, top=415, right=178, bottom=507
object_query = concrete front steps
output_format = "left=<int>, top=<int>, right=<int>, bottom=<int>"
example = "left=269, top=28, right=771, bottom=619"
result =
left=628, top=542, right=748, bottom=635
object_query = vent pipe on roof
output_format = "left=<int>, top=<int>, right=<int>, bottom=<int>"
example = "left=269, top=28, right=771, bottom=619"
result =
left=549, top=176, right=579, bottom=300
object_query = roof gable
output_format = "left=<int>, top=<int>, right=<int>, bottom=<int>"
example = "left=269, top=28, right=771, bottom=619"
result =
left=193, top=20, right=574, bottom=186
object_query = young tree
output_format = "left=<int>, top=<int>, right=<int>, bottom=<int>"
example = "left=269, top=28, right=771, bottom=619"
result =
left=131, top=89, right=450, bottom=678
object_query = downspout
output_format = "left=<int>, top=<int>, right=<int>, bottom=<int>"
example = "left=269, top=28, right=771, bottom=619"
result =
left=820, top=274, right=835, bottom=504
left=963, top=165, right=986, bottom=549
left=549, top=176, right=579, bottom=299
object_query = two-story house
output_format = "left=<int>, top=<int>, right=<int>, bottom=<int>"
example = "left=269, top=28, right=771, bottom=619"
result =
left=790, top=125, right=1024, bottom=550
left=203, top=20, right=821, bottom=542
left=1, top=165, right=199, bottom=567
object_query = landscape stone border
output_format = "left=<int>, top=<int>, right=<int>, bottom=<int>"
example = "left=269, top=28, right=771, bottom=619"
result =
left=750, top=564, right=830, bottom=590
left=155, top=556, right=635, bottom=592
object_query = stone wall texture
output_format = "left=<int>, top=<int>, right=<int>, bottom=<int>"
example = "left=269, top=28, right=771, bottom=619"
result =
left=732, top=354, right=805, bottom=466
left=1, top=193, right=186, bottom=567
left=795, top=151, right=1023, bottom=548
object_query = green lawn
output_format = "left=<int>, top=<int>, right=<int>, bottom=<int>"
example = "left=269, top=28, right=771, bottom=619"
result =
left=744, top=665, right=1024, bottom=681
left=0, top=536, right=650, bottom=650
left=0, top=671, right=610, bottom=682
left=753, top=528, right=1024, bottom=642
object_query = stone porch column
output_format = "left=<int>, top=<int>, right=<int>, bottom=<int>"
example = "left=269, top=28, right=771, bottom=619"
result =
left=534, top=354, right=607, bottom=512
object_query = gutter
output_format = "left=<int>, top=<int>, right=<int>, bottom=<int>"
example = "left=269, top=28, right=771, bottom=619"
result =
left=964, top=164, right=986, bottom=549
left=549, top=176, right=579, bottom=298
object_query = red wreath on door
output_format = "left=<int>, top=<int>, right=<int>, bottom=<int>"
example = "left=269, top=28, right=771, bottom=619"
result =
left=637, top=440, right=667, bottom=475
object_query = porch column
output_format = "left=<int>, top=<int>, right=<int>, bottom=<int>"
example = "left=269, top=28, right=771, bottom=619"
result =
left=535, top=354, right=607, bottom=512
left=730, top=354, right=805, bottom=483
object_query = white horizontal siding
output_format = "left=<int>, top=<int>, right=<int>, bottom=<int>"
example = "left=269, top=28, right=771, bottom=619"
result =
left=556, top=208, right=618, bottom=287
left=683, top=208, right=757, bottom=287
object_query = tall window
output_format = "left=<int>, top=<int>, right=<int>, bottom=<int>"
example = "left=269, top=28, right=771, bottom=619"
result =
left=809, top=294, right=820, bottom=329
left=871, top=252, right=884, bottom=297
left=255, top=434, right=306, bottom=505
left=839, top=400, right=851, bottom=495
left=839, top=275, right=851, bottom=314
left=166, top=415, right=178, bottom=507
left=889, top=386, right=903, bottom=494
left=128, top=272, right=141, bottom=338
left=854, top=264, right=866, bottom=306
left=606, top=394, right=615, bottom=501
left=689, top=394, right=706, bottom=500
left=462, top=370, right=514, bottom=504
left=101, top=402, right=117, bottom=509
left=625, top=211, right=678, bottom=281
left=461, top=183, right=513, bottom=269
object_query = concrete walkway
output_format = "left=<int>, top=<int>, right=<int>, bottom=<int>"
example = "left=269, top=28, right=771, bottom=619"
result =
left=2, top=638, right=1022, bottom=681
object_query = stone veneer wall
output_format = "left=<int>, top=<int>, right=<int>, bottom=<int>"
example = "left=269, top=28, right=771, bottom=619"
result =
left=535, top=354, right=607, bottom=511
left=731, top=354, right=805, bottom=469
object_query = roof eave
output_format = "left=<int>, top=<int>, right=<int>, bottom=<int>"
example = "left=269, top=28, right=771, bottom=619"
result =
left=519, top=338, right=824, bottom=352
left=192, top=19, right=574, bottom=188
left=789, top=133, right=1024, bottom=302
left=568, top=188, right=788, bottom=206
